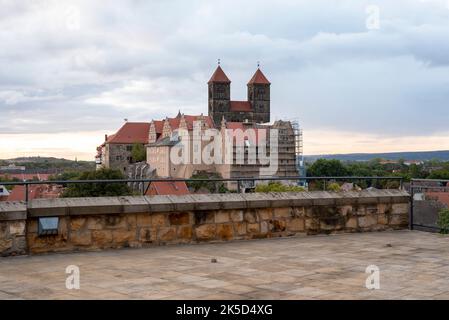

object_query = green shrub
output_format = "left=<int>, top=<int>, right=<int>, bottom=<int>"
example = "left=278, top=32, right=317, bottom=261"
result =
left=437, top=208, right=449, bottom=234
left=255, top=182, right=305, bottom=193
left=326, top=182, right=341, bottom=192
left=187, top=172, right=228, bottom=193
left=62, top=168, right=132, bottom=198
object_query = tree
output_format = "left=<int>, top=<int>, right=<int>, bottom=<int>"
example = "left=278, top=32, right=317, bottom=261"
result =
left=131, top=143, right=146, bottom=163
left=428, top=169, right=449, bottom=180
left=307, top=159, right=349, bottom=177
left=62, top=168, right=132, bottom=198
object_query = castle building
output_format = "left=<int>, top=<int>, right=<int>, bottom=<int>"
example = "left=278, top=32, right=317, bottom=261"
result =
left=96, top=122, right=151, bottom=173
left=96, top=64, right=300, bottom=190
left=208, top=66, right=271, bottom=125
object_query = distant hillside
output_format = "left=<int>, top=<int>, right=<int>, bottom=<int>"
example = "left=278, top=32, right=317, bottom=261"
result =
left=305, top=150, right=449, bottom=162
left=0, top=157, right=95, bottom=172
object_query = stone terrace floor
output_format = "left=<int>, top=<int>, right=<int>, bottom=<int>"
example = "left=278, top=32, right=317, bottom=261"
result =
left=1, top=230, right=449, bottom=300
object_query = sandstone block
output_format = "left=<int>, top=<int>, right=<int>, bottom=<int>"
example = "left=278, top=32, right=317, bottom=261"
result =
left=71, top=231, right=92, bottom=246
left=358, top=215, right=377, bottom=228
left=230, top=210, right=243, bottom=222
left=151, top=213, right=167, bottom=227
left=244, top=211, right=258, bottom=223
left=390, top=214, right=408, bottom=226
left=392, top=203, right=409, bottom=214
left=378, top=214, right=389, bottom=225
left=195, top=224, right=216, bottom=241
left=233, top=222, right=247, bottom=236
left=292, top=207, right=305, bottom=218
left=338, top=205, right=353, bottom=217
left=139, top=227, right=156, bottom=243
left=86, top=216, right=104, bottom=230
left=257, top=208, right=273, bottom=221
left=305, top=218, right=319, bottom=231
left=215, top=211, right=230, bottom=224
left=273, top=207, right=292, bottom=218
left=169, top=212, right=190, bottom=225
left=104, top=215, right=127, bottom=229
left=126, top=214, right=137, bottom=228
left=136, top=214, right=152, bottom=227
left=158, top=227, right=177, bottom=242
left=247, top=223, right=260, bottom=233
left=377, top=203, right=390, bottom=214
left=0, top=239, right=13, bottom=254
left=92, top=230, right=113, bottom=244
left=346, top=217, right=358, bottom=229
left=216, top=224, right=234, bottom=240
left=9, top=221, right=25, bottom=236
left=288, top=218, right=305, bottom=232
left=271, top=219, right=286, bottom=232
left=366, top=205, right=378, bottom=215
left=177, top=225, right=193, bottom=240
left=112, top=229, right=135, bottom=243
left=320, top=219, right=342, bottom=231
left=70, top=217, right=86, bottom=232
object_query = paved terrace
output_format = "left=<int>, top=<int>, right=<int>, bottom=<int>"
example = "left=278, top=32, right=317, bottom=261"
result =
left=0, top=230, right=448, bottom=300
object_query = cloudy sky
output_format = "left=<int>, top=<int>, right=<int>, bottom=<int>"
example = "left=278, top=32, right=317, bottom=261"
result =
left=1, top=0, right=449, bottom=160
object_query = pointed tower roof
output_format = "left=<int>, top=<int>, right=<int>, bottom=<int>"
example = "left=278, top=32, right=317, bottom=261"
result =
left=248, top=68, right=270, bottom=85
left=208, top=66, right=231, bottom=84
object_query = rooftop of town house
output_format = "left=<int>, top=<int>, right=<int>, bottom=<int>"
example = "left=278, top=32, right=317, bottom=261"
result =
left=106, top=122, right=151, bottom=144
left=146, top=181, right=190, bottom=196
left=1, top=230, right=448, bottom=300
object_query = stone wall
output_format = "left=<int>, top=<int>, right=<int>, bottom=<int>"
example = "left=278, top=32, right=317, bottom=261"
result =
left=0, top=202, right=27, bottom=256
left=27, top=190, right=409, bottom=255
left=0, top=190, right=410, bottom=256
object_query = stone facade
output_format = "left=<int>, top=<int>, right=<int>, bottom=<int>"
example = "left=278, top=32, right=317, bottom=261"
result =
left=104, top=143, right=136, bottom=174
left=0, top=190, right=410, bottom=256
left=0, top=202, right=27, bottom=256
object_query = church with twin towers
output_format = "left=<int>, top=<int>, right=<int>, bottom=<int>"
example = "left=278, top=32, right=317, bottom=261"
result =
left=208, top=62, right=271, bottom=125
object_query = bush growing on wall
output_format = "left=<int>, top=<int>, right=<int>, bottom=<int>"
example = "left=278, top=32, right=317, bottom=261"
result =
left=437, top=208, right=449, bottom=234
left=255, top=182, right=305, bottom=193
left=326, top=182, right=341, bottom=192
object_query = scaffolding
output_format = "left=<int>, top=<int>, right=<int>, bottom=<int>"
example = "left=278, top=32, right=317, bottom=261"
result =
left=290, top=120, right=306, bottom=181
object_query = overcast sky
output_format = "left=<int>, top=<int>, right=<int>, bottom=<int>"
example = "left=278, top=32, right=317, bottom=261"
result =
left=1, top=0, right=449, bottom=160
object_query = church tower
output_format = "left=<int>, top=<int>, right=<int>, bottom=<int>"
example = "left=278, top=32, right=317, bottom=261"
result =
left=247, top=67, right=271, bottom=123
left=208, top=65, right=231, bottom=126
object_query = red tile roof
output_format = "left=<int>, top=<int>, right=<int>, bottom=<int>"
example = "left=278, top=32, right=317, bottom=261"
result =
left=164, top=115, right=215, bottom=131
left=183, top=115, right=215, bottom=130
left=426, top=192, right=449, bottom=207
left=230, top=101, right=252, bottom=112
left=167, top=117, right=181, bottom=130
left=0, top=173, right=51, bottom=181
left=248, top=68, right=270, bottom=85
left=208, top=66, right=231, bottom=84
left=7, top=185, right=40, bottom=201
left=147, top=181, right=190, bottom=196
left=153, top=120, right=164, bottom=134
left=6, top=185, right=62, bottom=201
left=107, top=122, right=151, bottom=144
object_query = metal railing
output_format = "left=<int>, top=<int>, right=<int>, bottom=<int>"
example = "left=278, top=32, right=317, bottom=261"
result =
left=0, top=176, right=405, bottom=203
left=409, top=178, right=449, bottom=232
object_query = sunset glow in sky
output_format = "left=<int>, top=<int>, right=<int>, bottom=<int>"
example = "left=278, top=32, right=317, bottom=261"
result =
left=1, top=0, right=449, bottom=160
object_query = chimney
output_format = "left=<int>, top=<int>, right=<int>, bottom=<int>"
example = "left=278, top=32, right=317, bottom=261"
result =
left=105, top=134, right=108, bottom=141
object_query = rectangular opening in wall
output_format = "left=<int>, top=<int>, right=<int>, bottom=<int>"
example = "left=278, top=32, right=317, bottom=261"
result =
left=38, top=217, right=59, bottom=236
